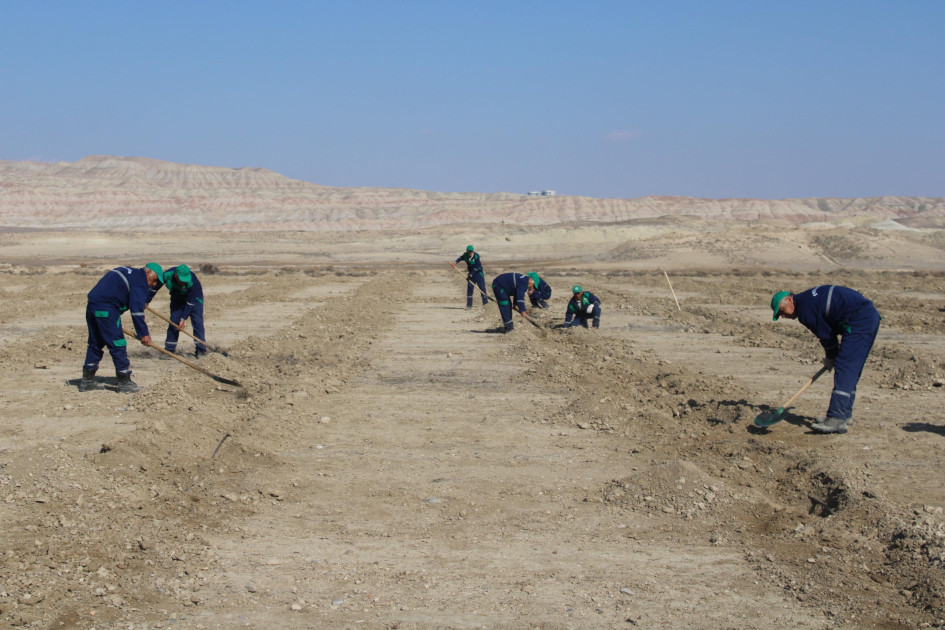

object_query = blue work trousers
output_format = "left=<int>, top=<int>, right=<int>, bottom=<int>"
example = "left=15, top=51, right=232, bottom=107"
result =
left=466, top=272, right=489, bottom=307
left=492, top=286, right=517, bottom=330
left=165, top=301, right=206, bottom=354
left=826, top=308, right=881, bottom=420
left=84, top=304, right=131, bottom=374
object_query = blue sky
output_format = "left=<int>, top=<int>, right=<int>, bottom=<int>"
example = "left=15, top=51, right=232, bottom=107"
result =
left=1, top=1, right=942, bottom=199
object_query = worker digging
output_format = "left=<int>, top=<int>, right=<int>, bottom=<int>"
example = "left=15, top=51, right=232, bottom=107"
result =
left=451, top=245, right=490, bottom=309
left=771, top=285, right=882, bottom=434
left=80, top=263, right=163, bottom=393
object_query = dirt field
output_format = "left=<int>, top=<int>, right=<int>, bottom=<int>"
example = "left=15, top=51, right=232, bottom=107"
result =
left=1, top=226, right=944, bottom=629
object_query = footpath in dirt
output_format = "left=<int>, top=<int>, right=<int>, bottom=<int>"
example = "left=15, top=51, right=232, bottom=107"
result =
left=0, top=266, right=943, bottom=629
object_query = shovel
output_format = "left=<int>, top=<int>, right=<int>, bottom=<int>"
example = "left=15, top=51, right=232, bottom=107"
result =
left=753, top=366, right=829, bottom=428
left=519, top=309, right=546, bottom=334
left=146, top=305, right=230, bottom=357
left=122, top=328, right=243, bottom=388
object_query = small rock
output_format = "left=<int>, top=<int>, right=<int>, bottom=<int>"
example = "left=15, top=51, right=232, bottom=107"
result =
left=424, top=497, right=443, bottom=504
left=246, top=583, right=257, bottom=593
left=332, top=598, right=344, bottom=606
left=319, top=416, right=331, bottom=424
left=291, top=603, right=303, bottom=611
left=620, top=587, right=634, bottom=596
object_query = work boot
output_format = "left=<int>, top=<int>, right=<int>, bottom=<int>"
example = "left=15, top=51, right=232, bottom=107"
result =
left=194, top=349, right=207, bottom=360
left=116, top=372, right=142, bottom=394
left=811, top=416, right=849, bottom=434
left=78, top=368, right=103, bottom=392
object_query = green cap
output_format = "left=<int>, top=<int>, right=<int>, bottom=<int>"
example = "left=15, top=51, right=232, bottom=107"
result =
left=145, top=262, right=163, bottom=278
left=466, top=244, right=474, bottom=252
left=175, top=264, right=192, bottom=285
left=572, top=285, right=582, bottom=294
left=527, top=272, right=540, bottom=286
left=771, top=290, right=790, bottom=321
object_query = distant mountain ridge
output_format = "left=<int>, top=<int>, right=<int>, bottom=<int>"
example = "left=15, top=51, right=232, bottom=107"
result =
left=0, top=155, right=942, bottom=231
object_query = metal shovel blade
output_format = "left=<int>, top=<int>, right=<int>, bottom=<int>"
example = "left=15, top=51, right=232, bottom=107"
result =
left=754, top=406, right=786, bottom=428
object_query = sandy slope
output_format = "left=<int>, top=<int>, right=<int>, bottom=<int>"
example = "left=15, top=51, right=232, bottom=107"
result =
left=1, top=156, right=944, bottom=230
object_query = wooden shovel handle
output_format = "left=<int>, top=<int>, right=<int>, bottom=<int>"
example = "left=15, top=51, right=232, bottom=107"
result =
left=122, top=327, right=241, bottom=387
left=146, top=305, right=205, bottom=345
left=780, top=366, right=829, bottom=410
left=448, top=264, right=493, bottom=302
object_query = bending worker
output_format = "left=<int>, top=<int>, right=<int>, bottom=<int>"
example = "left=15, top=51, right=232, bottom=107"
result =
left=564, top=285, right=601, bottom=329
left=162, top=264, right=207, bottom=359
left=491, top=272, right=534, bottom=333
left=772, top=286, right=881, bottom=434
left=527, top=272, right=552, bottom=309
left=452, top=245, right=490, bottom=309
left=80, top=263, right=163, bottom=393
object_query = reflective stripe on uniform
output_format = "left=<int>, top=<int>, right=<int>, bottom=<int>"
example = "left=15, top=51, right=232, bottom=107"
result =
left=824, top=285, right=835, bottom=317
left=832, top=389, right=851, bottom=398
left=109, top=268, right=131, bottom=292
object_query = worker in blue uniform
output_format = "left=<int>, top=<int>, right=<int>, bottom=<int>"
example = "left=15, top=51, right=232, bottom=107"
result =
left=490, top=272, right=534, bottom=333
left=452, top=245, right=490, bottom=309
left=527, top=272, right=552, bottom=309
left=162, top=264, right=207, bottom=359
left=772, top=286, right=881, bottom=434
left=80, top=263, right=163, bottom=393
left=564, top=285, right=601, bottom=329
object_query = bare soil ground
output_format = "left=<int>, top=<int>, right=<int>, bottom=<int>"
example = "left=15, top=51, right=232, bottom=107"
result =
left=1, top=227, right=944, bottom=629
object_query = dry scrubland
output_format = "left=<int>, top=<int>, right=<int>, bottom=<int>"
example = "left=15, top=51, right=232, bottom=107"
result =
left=0, top=223, right=945, bottom=629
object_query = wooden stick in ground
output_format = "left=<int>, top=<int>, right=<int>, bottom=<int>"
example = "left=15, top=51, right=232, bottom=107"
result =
left=448, top=264, right=495, bottom=304
left=122, top=328, right=242, bottom=387
left=145, top=305, right=230, bottom=357
left=662, top=269, right=682, bottom=311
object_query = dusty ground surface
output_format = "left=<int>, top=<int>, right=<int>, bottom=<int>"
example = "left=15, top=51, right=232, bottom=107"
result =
left=1, top=225, right=944, bottom=629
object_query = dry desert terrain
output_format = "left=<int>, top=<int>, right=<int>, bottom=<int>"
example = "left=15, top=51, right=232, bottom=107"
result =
left=1, top=159, right=944, bottom=629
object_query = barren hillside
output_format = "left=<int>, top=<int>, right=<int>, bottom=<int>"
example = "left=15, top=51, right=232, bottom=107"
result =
left=1, top=156, right=942, bottom=231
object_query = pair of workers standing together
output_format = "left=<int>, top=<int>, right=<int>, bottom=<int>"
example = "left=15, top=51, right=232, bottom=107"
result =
left=80, top=263, right=206, bottom=393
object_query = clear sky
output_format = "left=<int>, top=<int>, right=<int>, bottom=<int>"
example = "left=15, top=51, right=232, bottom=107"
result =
left=1, top=1, right=942, bottom=199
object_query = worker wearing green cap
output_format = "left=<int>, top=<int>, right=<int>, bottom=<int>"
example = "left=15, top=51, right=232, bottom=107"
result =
left=564, top=285, right=601, bottom=329
left=451, top=245, right=489, bottom=309
left=79, top=264, right=163, bottom=393
left=526, top=272, right=552, bottom=309
left=771, top=285, right=881, bottom=434
left=161, top=264, right=207, bottom=358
